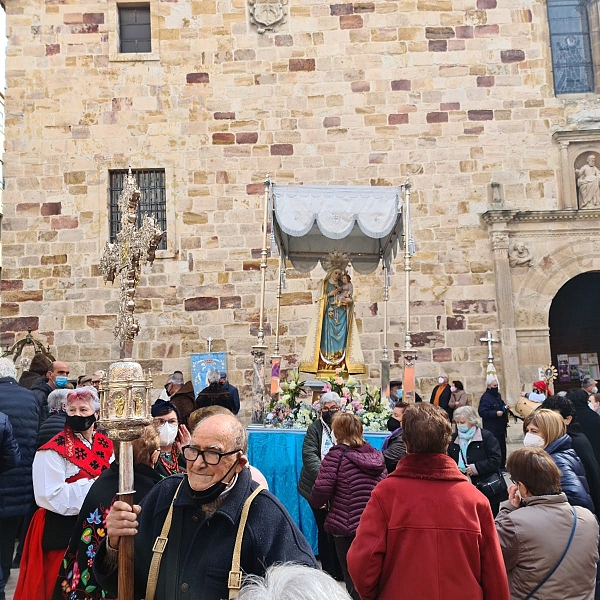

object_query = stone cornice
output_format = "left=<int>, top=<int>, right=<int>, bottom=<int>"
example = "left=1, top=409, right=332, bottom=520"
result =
left=481, top=209, right=600, bottom=225
left=552, top=129, right=600, bottom=144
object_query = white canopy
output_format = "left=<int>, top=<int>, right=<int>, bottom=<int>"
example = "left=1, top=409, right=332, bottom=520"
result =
left=270, top=184, right=404, bottom=274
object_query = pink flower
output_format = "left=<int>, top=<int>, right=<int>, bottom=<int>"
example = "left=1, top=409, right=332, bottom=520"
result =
left=340, top=397, right=347, bottom=405
left=335, top=368, right=342, bottom=375
left=323, top=383, right=332, bottom=392
left=71, top=561, right=80, bottom=588
left=342, top=387, right=350, bottom=397
left=334, top=377, right=344, bottom=386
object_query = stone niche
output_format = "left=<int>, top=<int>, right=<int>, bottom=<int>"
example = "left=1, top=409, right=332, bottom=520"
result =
left=553, top=129, right=600, bottom=209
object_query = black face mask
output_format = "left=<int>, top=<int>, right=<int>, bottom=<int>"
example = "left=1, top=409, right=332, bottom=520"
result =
left=489, top=387, right=499, bottom=396
left=164, top=384, right=172, bottom=397
left=66, top=414, right=96, bottom=433
left=186, top=456, right=241, bottom=505
left=321, top=412, right=335, bottom=426
left=387, top=417, right=401, bottom=432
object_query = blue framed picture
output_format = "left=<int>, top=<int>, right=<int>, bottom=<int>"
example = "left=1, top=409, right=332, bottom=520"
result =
left=190, top=352, right=227, bottom=396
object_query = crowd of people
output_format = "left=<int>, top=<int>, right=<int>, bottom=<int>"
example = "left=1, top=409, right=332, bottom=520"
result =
left=2, top=353, right=600, bottom=599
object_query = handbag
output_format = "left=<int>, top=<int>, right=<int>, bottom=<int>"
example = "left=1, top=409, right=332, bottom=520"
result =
left=459, top=448, right=507, bottom=500
left=523, top=509, right=577, bottom=600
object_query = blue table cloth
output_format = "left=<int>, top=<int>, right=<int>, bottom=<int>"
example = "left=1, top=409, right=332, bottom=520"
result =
left=247, top=426, right=387, bottom=555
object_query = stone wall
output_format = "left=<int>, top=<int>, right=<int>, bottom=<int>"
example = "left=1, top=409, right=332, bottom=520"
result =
left=2, top=0, right=600, bottom=411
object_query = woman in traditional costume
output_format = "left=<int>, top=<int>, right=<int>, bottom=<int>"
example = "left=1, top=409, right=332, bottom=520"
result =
left=14, top=387, right=113, bottom=600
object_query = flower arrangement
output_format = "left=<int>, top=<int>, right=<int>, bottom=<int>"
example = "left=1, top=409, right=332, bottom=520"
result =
left=264, top=369, right=391, bottom=432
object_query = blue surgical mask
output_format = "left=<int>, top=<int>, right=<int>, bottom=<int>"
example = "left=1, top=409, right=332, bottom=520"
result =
left=457, top=424, right=471, bottom=434
left=54, top=376, right=69, bottom=388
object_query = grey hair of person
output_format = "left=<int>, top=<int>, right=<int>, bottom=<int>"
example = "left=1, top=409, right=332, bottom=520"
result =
left=485, top=374, right=498, bottom=387
left=207, top=369, right=220, bottom=385
left=452, top=405, right=482, bottom=429
left=320, top=391, right=342, bottom=407
left=237, top=563, right=352, bottom=600
left=48, top=389, right=70, bottom=412
left=0, top=358, right=17, bottom=380
left=66, top=387, right=99, bottom=412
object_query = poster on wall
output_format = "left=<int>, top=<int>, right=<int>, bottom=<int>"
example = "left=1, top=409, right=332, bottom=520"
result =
left=558, top=353, right=600, bottom=383
left=190, top=352, right=227, bottom=396
left=557, top=354, right=570, bottom=383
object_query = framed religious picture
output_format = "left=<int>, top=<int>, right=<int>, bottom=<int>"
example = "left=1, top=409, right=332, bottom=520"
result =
left=190, top=352, right=227, bottom=396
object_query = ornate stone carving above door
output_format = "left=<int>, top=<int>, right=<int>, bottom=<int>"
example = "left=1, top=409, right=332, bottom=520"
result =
left=248, top=0, right=288, bottom=33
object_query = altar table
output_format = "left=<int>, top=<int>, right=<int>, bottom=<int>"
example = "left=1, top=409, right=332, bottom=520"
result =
left=247, top=426, right=387, bottom=555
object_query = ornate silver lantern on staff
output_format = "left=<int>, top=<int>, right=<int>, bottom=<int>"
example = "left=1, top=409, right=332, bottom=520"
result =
left=98, top=168, right=164, bottom=600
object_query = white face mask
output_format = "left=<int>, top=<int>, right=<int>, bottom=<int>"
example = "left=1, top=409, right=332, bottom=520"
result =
left=159, top=422, right=178, bottom=447
left=438, top=377, right=445, bottom=384
left=593, top=387, right=598, bottom=394
left=450, top=386, right=456, bottom=393
left=523, top=432, right=545, bottom=448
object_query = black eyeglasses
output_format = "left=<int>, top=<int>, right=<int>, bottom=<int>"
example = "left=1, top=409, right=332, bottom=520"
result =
left=321, top=408, right=340, bottom=414
left=181, top=446, right=241, bottom=465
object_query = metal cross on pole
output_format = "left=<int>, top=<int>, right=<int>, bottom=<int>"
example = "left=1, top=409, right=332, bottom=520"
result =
left=480, top=330, right=499, bottom=365
left=99, top=168, right=164, bottom=359
left=97, top=169, right=164, bottom=600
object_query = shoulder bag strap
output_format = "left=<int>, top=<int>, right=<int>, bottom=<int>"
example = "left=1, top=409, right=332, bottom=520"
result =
left=145, top=479, right=185, bottom=600
left=228, top=484, right=266, bottom=600
left=524, top=509, right=578, bottom=600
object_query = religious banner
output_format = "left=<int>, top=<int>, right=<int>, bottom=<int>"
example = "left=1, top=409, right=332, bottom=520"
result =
left=270, top=357, right=281, bottom=395
left=191, top=352, right=227, bottom=396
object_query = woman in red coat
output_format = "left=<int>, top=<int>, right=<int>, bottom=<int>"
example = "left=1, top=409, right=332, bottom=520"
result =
left=309, top=413, right=386, bottom=600
left=347, top=403, right=509, bottom=600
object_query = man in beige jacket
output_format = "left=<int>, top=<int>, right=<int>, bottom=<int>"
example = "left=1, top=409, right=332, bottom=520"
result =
left=496, top=447, right=599, bottom=600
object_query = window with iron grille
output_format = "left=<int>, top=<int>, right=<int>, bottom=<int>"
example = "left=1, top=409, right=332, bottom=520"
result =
left=118, top=4, right=151, bottom=53
left=109, top=169, right=167, bottom=250
left=547, top=0, right=596, bottom=94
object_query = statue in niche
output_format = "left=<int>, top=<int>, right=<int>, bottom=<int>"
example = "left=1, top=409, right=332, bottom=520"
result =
left=508, top=241, right=534, bottom=268
left=575, top=153, right=600, bottom=209
left=300, top=252, right=366, bottom=375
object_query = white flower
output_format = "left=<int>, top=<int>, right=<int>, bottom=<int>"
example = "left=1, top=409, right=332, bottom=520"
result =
left=281, top=394, right=291, bottom=403
left=289, top=381, right=297, bottom=390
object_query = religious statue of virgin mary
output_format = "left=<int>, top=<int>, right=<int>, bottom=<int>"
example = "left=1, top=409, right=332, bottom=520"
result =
left=300, top=252, right=366, bottom=375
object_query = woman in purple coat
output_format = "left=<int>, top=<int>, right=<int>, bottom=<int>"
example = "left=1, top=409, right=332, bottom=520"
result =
left=309, top=413, right=386, bottom=600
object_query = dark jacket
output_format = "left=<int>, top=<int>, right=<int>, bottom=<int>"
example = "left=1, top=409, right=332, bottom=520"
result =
left=545, top=434, right=594, bottom=512
left=36, top=410, right=67, bottom=449
left=52, top=461, right=162, bottom=600
left=478, top=389, right=508, bottom=437
left=430, top=384, right=452, bottom=419
left=195, top=383, right=235, bottom=413
left=297, top=418, right=325, bottom=500
left=382, top=427, right=406, bottom=473
left=31, top=377, right=53, bottom=423
left=310, top=443, right=386, bottom=536
left=93, top=468, right=316, bottom=600
left=0, top=376, right=41, bottom=518
left=569, top=389, right=600, bottom=467
left=448, top=427, right=505, bottom=503
left=568, top=421, right=600, bottom=516
left=170, top=381, right=197, bottom=428
left=222, top=382, right=240, bottom=415
left=18, top=371, right=45, bottom=390
left=0, top=411, right=20, bottom=474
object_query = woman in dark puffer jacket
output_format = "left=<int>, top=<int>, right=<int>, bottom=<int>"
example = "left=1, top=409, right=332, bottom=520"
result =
left=523, top=409, right=594, bottom=512
left=310, top=412, right=386, bottom=600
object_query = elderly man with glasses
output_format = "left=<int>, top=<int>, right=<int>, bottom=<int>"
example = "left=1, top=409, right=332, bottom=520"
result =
left=297, top=391, right=344, bottom=582
left=94, top=414, right=315, bottom=600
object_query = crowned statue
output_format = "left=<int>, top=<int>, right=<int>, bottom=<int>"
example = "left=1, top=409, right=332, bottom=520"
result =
left=300, top=252, right=366, bottom=375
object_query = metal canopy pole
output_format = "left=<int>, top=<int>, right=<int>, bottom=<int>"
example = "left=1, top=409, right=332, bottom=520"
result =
left=380, top=265, right=390, bottom=394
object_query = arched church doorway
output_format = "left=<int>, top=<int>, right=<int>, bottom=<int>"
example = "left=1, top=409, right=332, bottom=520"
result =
left=549, top=272, right=600, bottom=393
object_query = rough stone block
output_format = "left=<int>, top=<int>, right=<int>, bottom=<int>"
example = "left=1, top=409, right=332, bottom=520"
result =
left=425, top=27, right=454, bottom=40
left=275, top=35, right=293, bottom=46
left=41, top=202, right=62, bottom=216
left=41, top=254, right=67, bottom=265
left=440, top=102, right=460, bottom=111
left=289, top=59, right=315, bottom=72
left=280, top=292, right=313, bottom=306
left=410, top=331, right=444, bottom=347
left=1, top=280, right=23, bottom=291
left=86, top=315, right=116, bottom=328
left=64, top=171, right=85, bottom=184
left=330, top=3, right=353, bottom=15
left=388, top=113, right=409, bottom=125
left=391, top=79, right=411, bottom=91
left=447, top=316, right=466, bottom=330
left=220, top=296, right=242, bottom=309
left=433, top=348, right=452, bottom=362
left=452, top=300, right=496, bottom=314
left=186, top=72, right=210, bottom=83
left=456, top=26, right=473, bottom=38
left=270, top=144, right=293, bottom=155
left=323, top=117, right=341, bottom=128
left=468, top=110, right=494, bottom=121
left=51, top=216, right=78, bottom=229
left=46, top=44, right=60, bottom=56
left=212, top=133, right=235, bottom=145
left=477, top=0, right=497, bottom=7
left=1, top=316, right=40, bottom=332
left=353, top=3, right=374, bottom=12
left=340, top=15, right=363, bottom=29
left=427, top=112, right=448, bottom=123
left=501, top=50, right=525, bottom=63
left=185, top=297, right=219, bottom=311
left=475, top=25, right=499, bottom=37
left=214, top=112, right=235, bottom=120
left=351, top=80, right=370, bottom=92
left=477, top=76, right=495, bottom=87
left=429, top=40, right=447, bottom=52
left=246, top=183, right=264, bottom=195
left=82, top=13, right=104, bottom=24
left=236, top=132, right=258, bottom=144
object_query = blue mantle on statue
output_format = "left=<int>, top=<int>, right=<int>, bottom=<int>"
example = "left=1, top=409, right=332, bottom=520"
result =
left=247, top=426, right=387, bottom=555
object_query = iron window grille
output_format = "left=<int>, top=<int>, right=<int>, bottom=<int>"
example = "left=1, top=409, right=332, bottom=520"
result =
left=118, top=5, right=151, bottom=54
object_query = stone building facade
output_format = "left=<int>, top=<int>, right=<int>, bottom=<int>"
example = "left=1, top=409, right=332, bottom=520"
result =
left=2, top=0, right=600, bottom=412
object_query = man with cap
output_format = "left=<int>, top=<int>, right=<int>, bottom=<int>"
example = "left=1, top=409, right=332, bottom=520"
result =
left=520, top=380, right=548, bottom=403
left=219, top=371, right=240, bottom=415
left=196, top=370, right=236, bottom=413
left=18, top=353, right=52, bottom=390
left=152, top=399, right=191, bottom=477
left=582, top=376, right=598, bottom=396
left=164, top=371, right=197, bottom=428
left=388, top=380, right=422, bottom=408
